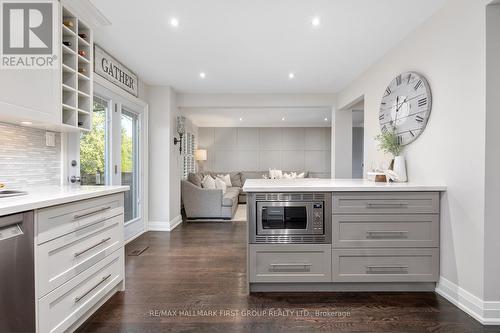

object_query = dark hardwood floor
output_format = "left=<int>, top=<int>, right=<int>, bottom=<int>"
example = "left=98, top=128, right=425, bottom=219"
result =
left=79, top=221, right=498, bottom=333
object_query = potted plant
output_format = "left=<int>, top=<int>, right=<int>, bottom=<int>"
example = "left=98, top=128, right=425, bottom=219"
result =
left=375, top=128, right=407, bottom=182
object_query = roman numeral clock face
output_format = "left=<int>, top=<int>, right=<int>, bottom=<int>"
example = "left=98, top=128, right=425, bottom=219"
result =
left=379, top=72, right=432, bottom=146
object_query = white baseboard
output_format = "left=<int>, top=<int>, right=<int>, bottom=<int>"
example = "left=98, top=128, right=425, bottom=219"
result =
left=125, top=229, right=147, bottom=244
left=148, top=215, right=183, bottom=232
left=169, top=215, right=183, bottom=231
left=436, top=277, right=500, bottom=325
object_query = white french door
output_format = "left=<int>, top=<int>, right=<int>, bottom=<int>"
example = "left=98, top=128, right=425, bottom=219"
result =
left=80, top=81, right=147, bottom=241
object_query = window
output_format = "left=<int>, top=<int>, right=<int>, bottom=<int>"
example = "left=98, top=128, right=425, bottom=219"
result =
left=80, top=96, right=109, bottom=185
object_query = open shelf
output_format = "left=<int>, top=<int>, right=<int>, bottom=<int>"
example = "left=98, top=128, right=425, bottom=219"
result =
left=62, top=107, right=77, bottom=127
left=62, top=44, right=76, bottom=55
left=61, top=5, right=93, bottom=131
left=62, top=71, right=76, bottom=89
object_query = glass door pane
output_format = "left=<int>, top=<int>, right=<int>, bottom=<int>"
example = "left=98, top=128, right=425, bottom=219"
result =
left=80, top=96, right=109, bottom=185
left=121, top=108, right=139, bottom=222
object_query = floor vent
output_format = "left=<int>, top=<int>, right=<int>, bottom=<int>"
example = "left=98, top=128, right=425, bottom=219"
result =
left=128, top=246, right=149, bottom=256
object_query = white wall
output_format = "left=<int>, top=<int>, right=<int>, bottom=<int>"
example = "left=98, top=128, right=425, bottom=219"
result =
left=169, top=90, right=182, bottom=222
left=197, top=127, right=331, bottom=178
left=485, top=3, right=500, bottom=303
left=146, top=85, right=182, bottom=231
left=337, top=0, right=494, bottom=323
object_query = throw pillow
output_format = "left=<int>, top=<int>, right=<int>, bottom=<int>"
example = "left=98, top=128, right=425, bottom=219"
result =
left=217, top=174, right=232, bottom=187
left=214, top=177, right=227, bottom=194
left=201, top=175, right=216, bottom=189
left=187, top=173, right=203, bottom=187
left=269, top=169, right=283, bottom=179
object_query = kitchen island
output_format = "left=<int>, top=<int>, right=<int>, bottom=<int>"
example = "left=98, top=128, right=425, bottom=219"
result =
left=243, top=179, right=446, bottom=293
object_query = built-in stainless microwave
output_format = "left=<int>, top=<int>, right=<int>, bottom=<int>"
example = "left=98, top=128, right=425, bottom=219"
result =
left=248, top=192, right=331, bottom=244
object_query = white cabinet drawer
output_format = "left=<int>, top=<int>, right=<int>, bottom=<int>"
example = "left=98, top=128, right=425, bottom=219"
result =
left=332, top=214, right=439, bottom=248
left=37, top=214, right=124, bottom=297
left=249, top=244, right=332, bottom=283
left=332, top=248, right=439, bottom=283
left=38, top=249, right=124, bottom=333
left=332, top=192, right=439, bottom=214
left=37, top=193, right=124, bottom=244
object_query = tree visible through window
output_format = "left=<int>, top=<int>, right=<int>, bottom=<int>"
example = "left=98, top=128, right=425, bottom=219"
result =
left=80, top=97, right=107, bottom=185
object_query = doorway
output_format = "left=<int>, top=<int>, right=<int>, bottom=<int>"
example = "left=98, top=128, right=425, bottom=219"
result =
left=79, top=81, right=147, bottom=241
left=352, top=107, right=364, bottom=179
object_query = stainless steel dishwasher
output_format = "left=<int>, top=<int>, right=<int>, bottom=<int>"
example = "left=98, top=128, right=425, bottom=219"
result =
left=0, top=211, right=35, bottom=333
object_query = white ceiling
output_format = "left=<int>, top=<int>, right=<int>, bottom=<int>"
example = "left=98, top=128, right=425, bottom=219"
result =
left=182, top=107, right=332, bottom=128
left=90, top=0, right=447, bottom=94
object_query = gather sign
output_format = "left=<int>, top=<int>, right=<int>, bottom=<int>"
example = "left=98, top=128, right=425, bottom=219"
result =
left=94, top=44, right=138, bottom=97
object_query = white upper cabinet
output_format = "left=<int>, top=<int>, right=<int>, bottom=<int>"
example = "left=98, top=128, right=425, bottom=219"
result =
left=0, top=0, right=93, bottom=132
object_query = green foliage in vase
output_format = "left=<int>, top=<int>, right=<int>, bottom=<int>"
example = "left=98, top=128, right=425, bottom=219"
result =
left=375, top=128, right=402, bottom=157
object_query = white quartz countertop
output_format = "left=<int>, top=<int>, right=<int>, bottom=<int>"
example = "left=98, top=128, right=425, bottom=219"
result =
left=0, top=185, right=129, bottom=216
left=243, top=179, right=446, bottom=192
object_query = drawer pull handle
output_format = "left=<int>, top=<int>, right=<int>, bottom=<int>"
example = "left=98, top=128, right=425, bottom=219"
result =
left=366, top=230, right=408, bottom=238
left=74, top=274, right=112, bottom=303
left=74, top=237, right=112, bottom=257
left=366, top=203, right=408, bottom=209
left=73, top=206, right=112, bottom=220
left=366, top=265, right=408, bottom=274
left=270, top=263, right=312, bottom=272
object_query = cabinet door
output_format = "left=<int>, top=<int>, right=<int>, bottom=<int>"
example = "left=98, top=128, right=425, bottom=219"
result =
left=332, top=248, right=439, bottom=282
left=249, top=244, right=332, bottom=283
left=0, top=1, right=61, bottom=128
left=332, top=192, right=440, bottom=214
left=332, top=214, right=439, bottom=248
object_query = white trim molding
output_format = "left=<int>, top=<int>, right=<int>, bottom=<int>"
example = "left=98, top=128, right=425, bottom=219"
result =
left=436, top=277, right=500, bottom=325
left=148, top=215, right=183, bottom=232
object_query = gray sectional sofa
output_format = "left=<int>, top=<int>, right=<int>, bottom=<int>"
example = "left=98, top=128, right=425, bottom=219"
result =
left=181, top=171, right=309, bottom=220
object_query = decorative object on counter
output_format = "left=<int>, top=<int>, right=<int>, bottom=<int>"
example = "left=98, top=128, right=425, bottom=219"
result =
left=375, top=124, right=407, bottom=182
left=173, top=116, right=185, bottom=154
left=0, top=183, right=4, bottom=189
left=366, top=171, right=387, bottom=183
left=379, top=72, right=432, bottom=146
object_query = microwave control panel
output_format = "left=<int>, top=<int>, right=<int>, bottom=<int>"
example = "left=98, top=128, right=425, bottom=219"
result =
left=312, top=202, right=324, bottom=232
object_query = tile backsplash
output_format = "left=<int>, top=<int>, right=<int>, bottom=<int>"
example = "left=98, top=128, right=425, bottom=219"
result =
left=0, top=122, right=61, bottom=188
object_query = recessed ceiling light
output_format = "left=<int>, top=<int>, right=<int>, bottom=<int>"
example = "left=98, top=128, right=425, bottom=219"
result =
left=239, top=117, right=243, bottom=121
left=288, top=72, right=295, bottom=79
left=312, top=17, right=320, bottom=27
left=20, top=121, right=32, bottom=125
left=324, top=117, right=328, bottom=121
left=199, top=72, right=206, bottom=79
left=170, top=17, right=179, bottom=28
left=281, top=117, right=286, bottom=121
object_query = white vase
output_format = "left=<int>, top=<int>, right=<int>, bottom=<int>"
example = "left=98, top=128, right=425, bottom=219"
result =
left=393, top=155, right=407, bottom=182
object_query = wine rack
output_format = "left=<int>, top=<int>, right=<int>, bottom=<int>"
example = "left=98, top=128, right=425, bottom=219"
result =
left=61, top=6, right=93, bottom=131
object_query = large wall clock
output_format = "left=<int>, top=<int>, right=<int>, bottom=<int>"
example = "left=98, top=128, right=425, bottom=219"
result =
left=379, top=72, right=432, bottom=146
